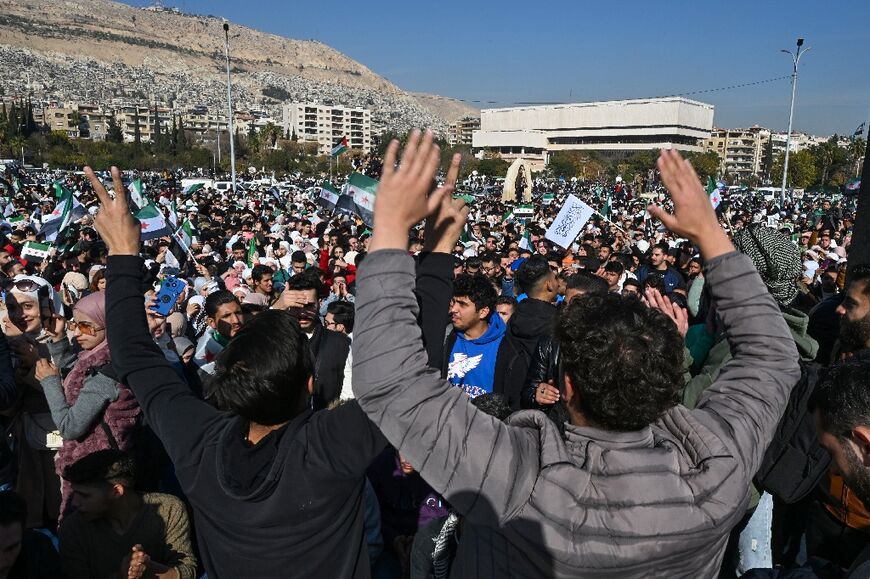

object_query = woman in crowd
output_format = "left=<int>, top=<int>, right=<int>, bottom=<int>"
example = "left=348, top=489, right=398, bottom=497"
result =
left=34, top=290, right=141, bottom=516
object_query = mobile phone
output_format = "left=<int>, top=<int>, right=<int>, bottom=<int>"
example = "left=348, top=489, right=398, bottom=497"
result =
left=151, top=276, right=185, bottom=317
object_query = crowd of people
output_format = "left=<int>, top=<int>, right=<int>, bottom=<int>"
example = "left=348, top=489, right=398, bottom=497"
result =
left=0, top=132, right=867, bottom=578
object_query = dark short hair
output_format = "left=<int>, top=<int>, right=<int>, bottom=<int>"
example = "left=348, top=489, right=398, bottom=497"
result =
left=326, top=300, right=355, bottom=333
left=479, top=252, right=499, bottom=265
left=285, top=269, right=320, bottom=292
left=556, top=294, right=684, bottom=431
left=495, top=295, right=518, bottom=309
left=465, top=257, right=482, bottom=270
left=811, top=351, right=870, bottom=438
left=566, top=270, right=608, bottom=297
left=251, top=264, right=272, bottom=283
left=290, top=250, right=307, bottom=264
left=453, top=274, right=497, bottom=313
left=604, top=261, right=624, bottom=275
left=0, top=491, right=27, bottom=527
left=231, top=242, right=246, bottom=252
left=208, top=310, right=313, bottom=425
left=62, top=449, right=136, bottom=488
left=205, top=290, right=240, bottom=318
left=516, top=255, right=551, bottom=295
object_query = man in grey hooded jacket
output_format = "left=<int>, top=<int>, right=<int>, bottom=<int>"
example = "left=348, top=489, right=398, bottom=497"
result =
left=352, top=133, right=801, bottom=578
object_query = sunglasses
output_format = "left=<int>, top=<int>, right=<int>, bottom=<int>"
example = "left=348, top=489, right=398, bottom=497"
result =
left=67, top=320, right=104, bottom=336
left=2, top=279, right=43, bottom=293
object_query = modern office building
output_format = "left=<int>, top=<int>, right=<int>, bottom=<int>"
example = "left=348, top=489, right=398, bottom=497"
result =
left=472, top=97, right=715, bottom=170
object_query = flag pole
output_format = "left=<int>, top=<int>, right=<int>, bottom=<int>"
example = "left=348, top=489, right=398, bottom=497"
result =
left=593, top=208, right=627, bottom=234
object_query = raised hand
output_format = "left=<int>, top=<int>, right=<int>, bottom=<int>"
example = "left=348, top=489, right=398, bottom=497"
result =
left=369, top=130, right=454, bottom=252
left=84, top=166, right=140, bottom=256
left=647, top=150, right=732, bottom=260
left=644, top=287, right=688, bottom=338
left=424, top=155, right=468, bottom=254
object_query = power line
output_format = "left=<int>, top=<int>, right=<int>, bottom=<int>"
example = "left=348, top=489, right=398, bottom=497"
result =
left=411, top=75, right=792, bottom=108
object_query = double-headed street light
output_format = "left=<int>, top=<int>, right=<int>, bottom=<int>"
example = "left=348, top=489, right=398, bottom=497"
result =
left=779, top=37, right=810, bottom=206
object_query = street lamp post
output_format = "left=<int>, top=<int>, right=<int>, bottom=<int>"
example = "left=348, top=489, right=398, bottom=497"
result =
left=780, top=37, right=810, bottom=206
left=223, top=22, right=237, bottom=194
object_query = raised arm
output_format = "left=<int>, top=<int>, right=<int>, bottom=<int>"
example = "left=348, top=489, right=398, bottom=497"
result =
left=354, top=132, right=539, bottom=523
left=649, top=150, right=801, bottom=475
left=87, top=166, right=226, bottom=465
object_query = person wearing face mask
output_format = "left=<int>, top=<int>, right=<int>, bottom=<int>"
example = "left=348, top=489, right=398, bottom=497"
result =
left=34, top=291, right=142, bottom=517
left=4, top=276, right=66, bottom=529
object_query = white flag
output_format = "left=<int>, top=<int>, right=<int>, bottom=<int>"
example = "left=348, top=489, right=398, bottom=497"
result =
left=545, top=194, right=595, bottom=249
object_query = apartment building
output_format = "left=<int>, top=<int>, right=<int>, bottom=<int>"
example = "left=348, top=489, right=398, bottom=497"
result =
left=282, top=103, right=371, bottom=155
left=448, top=116, right=480, bottom=146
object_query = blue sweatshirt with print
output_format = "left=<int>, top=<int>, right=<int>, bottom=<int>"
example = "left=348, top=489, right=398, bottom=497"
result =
left=447, top=313, right=506, bottom=398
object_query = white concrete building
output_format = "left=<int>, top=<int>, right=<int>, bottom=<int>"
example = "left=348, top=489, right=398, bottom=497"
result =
left=282, top=103, right=371, bottom=156
left=472, top=97, right=714, bottom=169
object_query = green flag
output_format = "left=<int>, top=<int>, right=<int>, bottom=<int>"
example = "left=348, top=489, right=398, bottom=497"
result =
left=247, top=237, right=258, bottom=267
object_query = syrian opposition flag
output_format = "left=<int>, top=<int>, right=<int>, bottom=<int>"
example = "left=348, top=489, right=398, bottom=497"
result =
left=318, top=181, right=340, bottom=211
left=40, top=187, right=87, bottom=242
left=135, top=202, right=172, bottom=240
left=127, top=179, right=147, bottom=210
left=167, top=199, right=179, bottom=229
left=173, top=219, right=195, bottom=251
left=182, top=183, right=205, bottom=196
left=20, top=241, right=51, bottom=262
left=706, top=177, right=722, bottom=210
left=542, top=193, right=555, bottom=205
left=519, top=227, right=532, bottom=251
left=53, top=182, right=70, bottom=199
left=331, top=136, right=349, bottom=157
left=346, top=172, right=378, bottom=226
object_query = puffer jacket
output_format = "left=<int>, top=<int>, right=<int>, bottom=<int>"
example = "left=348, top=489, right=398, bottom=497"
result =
left=353, top=250, right=801, bottom=578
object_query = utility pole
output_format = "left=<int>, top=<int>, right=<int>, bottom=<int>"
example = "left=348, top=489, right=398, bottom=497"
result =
left=223, top=22, right=237, bottom=194
left=779, top=37, right=810, bottom=206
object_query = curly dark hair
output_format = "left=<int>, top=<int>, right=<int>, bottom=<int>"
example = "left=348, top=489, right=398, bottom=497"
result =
left=811, top=350, right=870, bottom=438
left=453, top=274, right=497, bottom=313
left=556, top=294, right=684, bottom=431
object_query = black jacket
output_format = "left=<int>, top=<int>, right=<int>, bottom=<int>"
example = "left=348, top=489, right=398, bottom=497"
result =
left=308, top=322, right=351, bottom=410
left=498, top=297, right=558, bottom=410
left=521, top=336, right=561, bottom=410
left=107, top=256, right=387, bottom=579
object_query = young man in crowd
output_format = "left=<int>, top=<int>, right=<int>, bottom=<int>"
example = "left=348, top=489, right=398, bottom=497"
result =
left=89, top=166, right=387, bottom=578
left=444, top=274, right=507, bottom=398
left=352, top=134, right=799, bottom=577
left=637, top=242, right=683, bottom=293
left=59, top=450, right=198, bottom=579
left=193, top=289, right=243, bottom=374
left=250, top=264, right=274, bottom=302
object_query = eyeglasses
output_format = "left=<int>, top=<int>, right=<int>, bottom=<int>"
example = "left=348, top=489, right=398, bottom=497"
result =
left=67, top=320, right=104, bottom=336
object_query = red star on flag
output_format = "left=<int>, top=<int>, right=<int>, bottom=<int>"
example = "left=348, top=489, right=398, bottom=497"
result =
left=360, top=195, right=369, bottom=206
left=140, top=221, right=150, bottom=231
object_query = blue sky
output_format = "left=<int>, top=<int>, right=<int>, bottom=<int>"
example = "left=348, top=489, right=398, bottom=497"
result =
left=121, top=0, right=870, bottom=136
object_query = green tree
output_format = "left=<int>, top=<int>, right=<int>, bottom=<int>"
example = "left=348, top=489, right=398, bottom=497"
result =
left=771, top=150, right=817, bottom=189
left=682, top=151, right=721, bottom=182
left=477, top=157, right=509, bottom=177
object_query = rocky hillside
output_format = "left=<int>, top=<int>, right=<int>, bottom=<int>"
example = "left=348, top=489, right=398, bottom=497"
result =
left=0, top=0, right=478, bottom=132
